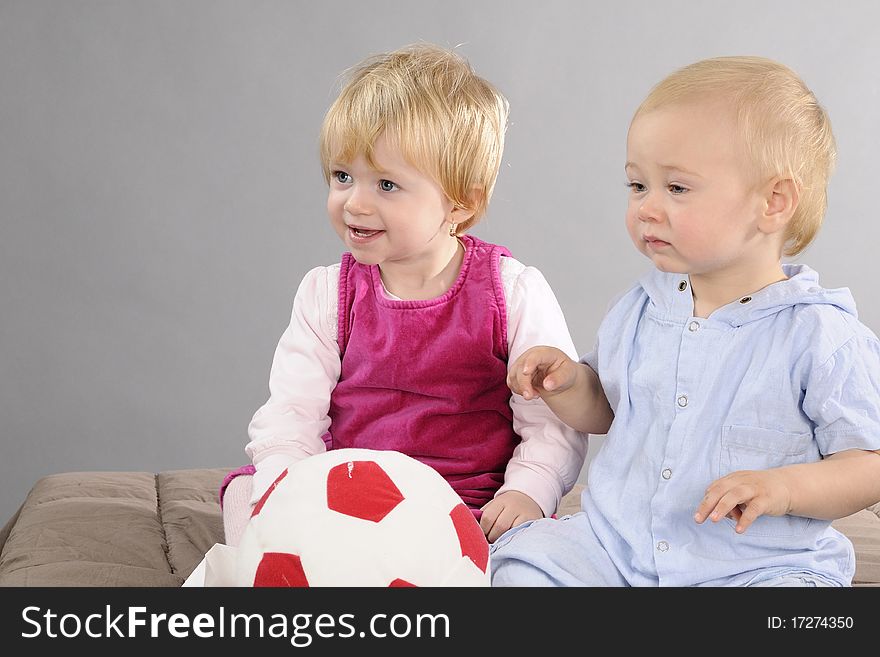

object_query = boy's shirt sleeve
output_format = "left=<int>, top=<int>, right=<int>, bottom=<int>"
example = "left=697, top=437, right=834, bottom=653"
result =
left=803, top=331, right=880, bottom=456
left=245, top=264, right=342, bottom=504
left=498, top=257, right=588, bottom=517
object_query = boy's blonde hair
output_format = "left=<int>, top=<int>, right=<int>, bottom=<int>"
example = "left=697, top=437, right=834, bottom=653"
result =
left=634, top=56, right=836, bottom=256
left=319, top=43, right=509, bottom=231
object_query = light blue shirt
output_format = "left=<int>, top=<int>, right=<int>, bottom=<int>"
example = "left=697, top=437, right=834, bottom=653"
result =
left=582, top=264, right=880, bottom=586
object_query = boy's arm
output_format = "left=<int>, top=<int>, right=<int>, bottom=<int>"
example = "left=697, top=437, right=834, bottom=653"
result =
left=541, top=361, right=613, bottom=435
left=509, top=347, right=612, bottom=435
left=695, top=448, right=880, bottom=533
left=785, top=448, right=880, bottom=519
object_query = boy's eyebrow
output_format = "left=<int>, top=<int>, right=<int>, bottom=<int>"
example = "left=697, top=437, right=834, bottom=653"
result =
left=625, top=161, right=702, bottom=178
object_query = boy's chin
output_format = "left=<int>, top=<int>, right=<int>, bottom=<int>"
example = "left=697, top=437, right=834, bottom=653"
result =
left=646, top=255, right=688, bottom=275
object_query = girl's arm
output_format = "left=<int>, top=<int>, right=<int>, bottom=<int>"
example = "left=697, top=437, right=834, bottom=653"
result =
left=494, top=259, right=598, bottom=516
left=245, top=265, right=341, bottom=504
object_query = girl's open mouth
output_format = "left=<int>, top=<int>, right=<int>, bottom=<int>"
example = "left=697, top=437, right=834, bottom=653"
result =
left=348, top=226, right=384, bottom=241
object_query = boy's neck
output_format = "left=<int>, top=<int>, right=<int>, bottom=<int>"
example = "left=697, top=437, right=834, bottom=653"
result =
left=689, top=261, right=788, bottom=319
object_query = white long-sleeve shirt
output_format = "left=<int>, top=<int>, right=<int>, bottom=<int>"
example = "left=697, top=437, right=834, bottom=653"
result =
left=245, top=255, right=587, bottom=516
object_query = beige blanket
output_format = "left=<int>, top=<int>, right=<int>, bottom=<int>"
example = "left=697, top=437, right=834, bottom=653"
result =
left=0, top=468, right=229, bottom=586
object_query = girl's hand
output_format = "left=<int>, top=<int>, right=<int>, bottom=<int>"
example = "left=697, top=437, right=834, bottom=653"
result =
left=693, top=469, right=792, bottom=534
left=480, top=491, right=543, bottom=543
left=507, top=346, right=579, bottom=401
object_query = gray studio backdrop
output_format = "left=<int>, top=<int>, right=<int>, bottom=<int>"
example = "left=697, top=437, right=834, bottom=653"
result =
left=2, top=0, right=879, bottom=524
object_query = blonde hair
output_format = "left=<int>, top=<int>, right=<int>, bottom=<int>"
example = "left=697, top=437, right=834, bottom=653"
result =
left=319, top=43, right=509, bottom=231
left=634, top=56, right=836, bottom=256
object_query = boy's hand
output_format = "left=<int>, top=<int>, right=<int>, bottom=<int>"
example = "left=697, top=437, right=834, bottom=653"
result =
left=480, top=490, right=543, bottom=543
left=694, top=469, right=792, bottom=534
left=507, top=346, right=579, bottom=401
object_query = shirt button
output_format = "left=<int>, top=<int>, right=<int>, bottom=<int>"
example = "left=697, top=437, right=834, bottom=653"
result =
left=676, top=395, right=688, bottom=408
left=678, top=280, right=688, bottom=292
left=661, top=468, right=672, bottom=480
left=739, top=296, right=752, bottom=304
left=688, top=321, right=700, bottom=332
left=657, top=541, right=669, bottom=552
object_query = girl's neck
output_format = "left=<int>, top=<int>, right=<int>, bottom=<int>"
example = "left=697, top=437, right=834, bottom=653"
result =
left=379, top=238, right=465, bottom=301
left=689, top=261, right=787, bottom=319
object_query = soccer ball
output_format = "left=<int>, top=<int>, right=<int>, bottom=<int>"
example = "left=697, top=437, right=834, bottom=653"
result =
left=235, top=448, right=490, bottom=587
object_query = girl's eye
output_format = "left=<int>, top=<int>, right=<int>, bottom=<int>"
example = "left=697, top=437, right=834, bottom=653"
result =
left=333, top=171, right=352, bottom=184
left=379, top=179, right=398, bottom=192
left=626, top=181, right=646, bottom=193
left=669, top=184, right=688, bottom=194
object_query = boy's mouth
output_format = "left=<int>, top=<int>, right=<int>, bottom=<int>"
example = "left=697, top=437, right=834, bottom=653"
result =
left=644, top=236, right=670, bottom=249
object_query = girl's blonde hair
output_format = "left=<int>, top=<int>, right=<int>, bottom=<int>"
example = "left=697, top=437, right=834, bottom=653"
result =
left=319, top=43, right=509, bottom=231
left=634, top=56, right=836, bottom=256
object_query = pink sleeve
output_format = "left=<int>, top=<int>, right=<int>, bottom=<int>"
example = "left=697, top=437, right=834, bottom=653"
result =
left=495, top=260, right=589, bottom=516
left=244, top=265, right=342, bottom=505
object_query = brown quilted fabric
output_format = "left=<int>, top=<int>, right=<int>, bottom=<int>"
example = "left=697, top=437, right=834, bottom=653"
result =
left=0, top=468, right=228, bottom=586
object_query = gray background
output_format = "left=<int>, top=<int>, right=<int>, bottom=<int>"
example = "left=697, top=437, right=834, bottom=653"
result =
left=2, top=0, right=879, bottom=524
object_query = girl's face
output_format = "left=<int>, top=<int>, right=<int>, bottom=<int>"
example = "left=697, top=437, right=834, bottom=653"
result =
left=326, top=134, right=469, bottom=276
left=624, top=100, right=770, bottom=279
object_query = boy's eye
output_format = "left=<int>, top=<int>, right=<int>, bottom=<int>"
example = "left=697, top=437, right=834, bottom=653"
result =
left=333, top=171, right=352, bottom=184
left=626, top=181, right=646, bottom=193
left=379, top=179, right=398, bottom=192
left=668, top=184, right=688, bottom=194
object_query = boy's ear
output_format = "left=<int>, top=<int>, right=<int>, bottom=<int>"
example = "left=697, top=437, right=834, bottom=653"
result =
left=759, top=177, right=799, bottom=235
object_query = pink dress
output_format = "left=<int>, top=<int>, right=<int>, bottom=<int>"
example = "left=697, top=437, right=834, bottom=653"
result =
left=223, top=235, right=586, bottom=519
left=326, top=234, right=518, bottom=515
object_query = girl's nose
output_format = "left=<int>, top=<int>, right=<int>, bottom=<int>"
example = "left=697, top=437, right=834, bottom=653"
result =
left=343, top=186, right=372, bottom=216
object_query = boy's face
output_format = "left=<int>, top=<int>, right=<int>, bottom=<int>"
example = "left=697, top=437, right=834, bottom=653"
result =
left=326, top=133, right=464, bottom=272
left=624, top=100, right=769, bottom=277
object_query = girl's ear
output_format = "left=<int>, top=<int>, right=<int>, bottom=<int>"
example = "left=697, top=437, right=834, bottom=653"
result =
left=448, top=186, right=483, bottom=233
left=450, top=204, right=476, bottom=227
left=759, top=177, right=799, bottom=235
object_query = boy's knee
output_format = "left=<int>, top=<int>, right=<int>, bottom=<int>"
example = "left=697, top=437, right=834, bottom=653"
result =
left=491, top=557, right=557, bottom=587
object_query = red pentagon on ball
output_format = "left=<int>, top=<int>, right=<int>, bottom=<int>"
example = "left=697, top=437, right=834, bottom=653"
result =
left=326, top=460, right=404, bottom=522
left=388, top=578, right=416, bottom=587
left=253, top=552, right=309, bottom=587
left=450, top=503, right=489, bottom=573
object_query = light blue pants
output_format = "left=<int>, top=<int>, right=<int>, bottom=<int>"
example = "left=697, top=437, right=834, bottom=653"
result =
left=490, top=512, right=835, bottom=587
left=490, top=512, right=629, bottom=587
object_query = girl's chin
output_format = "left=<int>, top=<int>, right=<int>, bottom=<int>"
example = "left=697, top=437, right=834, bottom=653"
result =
left=348, top=252, right=381, bottom=266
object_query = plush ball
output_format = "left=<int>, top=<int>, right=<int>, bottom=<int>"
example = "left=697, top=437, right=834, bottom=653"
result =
left=235, top=448, right=490, bottom=587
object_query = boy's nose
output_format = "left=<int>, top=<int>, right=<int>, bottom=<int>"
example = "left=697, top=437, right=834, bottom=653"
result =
left=637, top=195, right=664, bottom=222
